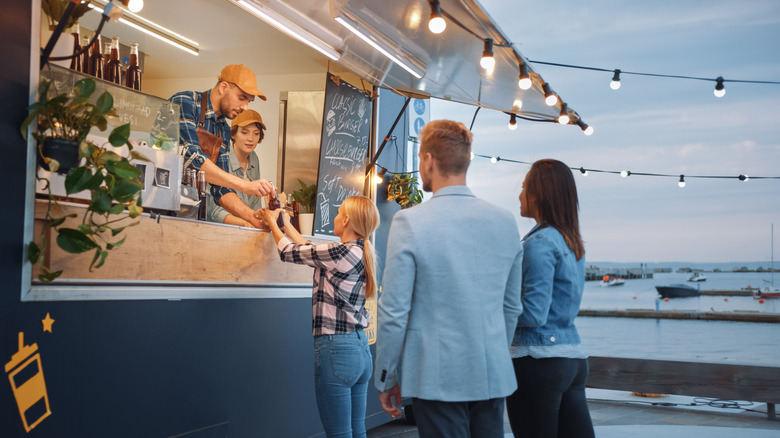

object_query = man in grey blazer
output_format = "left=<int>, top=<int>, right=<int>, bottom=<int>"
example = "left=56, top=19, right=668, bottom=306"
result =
left=374, top=119, right=524, bottom=437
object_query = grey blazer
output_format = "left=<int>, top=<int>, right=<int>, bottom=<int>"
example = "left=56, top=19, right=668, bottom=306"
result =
left=374, top=185, right=523, bottom=401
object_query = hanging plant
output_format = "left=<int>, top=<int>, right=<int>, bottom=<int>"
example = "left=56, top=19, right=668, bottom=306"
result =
left=386, top=172, right=423, bottom=209
left=21, top=77, right=150, bottom=282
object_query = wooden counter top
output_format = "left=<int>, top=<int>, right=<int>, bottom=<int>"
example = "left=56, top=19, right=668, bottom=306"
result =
left=33, top=200, right=329, bottom=285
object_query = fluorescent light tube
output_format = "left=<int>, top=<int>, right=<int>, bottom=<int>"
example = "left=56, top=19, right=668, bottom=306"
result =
left=236, top=0, right=341, bottom=61
left=88, top=1, right=199, bottom=56
left=335, top=14, right=425, bottom=79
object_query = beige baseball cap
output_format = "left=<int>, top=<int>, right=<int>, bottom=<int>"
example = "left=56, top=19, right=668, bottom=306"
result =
left=232, top=109, right=266, bottom=130
left=218, top=64, right=267, bottom=101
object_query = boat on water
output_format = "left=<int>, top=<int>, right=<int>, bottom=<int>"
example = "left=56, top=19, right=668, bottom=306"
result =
left=688, top=272, right=707, bottom=282
left=600, top=275, right=625, bottom=287
left=755, top=287, right=780, bottom=299
left=656, top=284, right=701, bottom=298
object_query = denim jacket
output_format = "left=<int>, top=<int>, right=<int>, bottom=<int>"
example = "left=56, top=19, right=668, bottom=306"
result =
left=512, top=224, right=585, bottom=348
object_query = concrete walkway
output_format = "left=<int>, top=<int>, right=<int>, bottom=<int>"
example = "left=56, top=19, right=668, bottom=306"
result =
left=367, top=389, right=780, bottom=437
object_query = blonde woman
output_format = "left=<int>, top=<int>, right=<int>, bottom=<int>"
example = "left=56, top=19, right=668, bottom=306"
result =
left=261, top=196, right=379, bottom=438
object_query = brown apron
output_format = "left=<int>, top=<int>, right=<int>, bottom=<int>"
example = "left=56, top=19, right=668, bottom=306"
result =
left=196, top=92, right=222, bottom=164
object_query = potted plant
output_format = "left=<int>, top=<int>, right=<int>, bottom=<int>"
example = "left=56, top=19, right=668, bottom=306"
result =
left=42, top=0, right=93, bottom=30
left=387, top=172, right=423, bottom=209
left=21, top=77, right=149, bottom=282
left=291, top=179, right=317, bottom=235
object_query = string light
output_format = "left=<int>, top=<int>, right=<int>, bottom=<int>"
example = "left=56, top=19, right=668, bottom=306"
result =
left=470, top=154, right=780, bottom=184
left=678, top=175, right=686, bottom=188
left=428, top=0, right=446, bottom=34
left=576, top=119, right=594, bottom=136
left=374, top=167, right=387, bottom=184
left=714, top=76, right=726, bottom=97
left=508, top=113, right=518, bottom=130
left=513, top=99, right=523, bottom=110
left=480, top=38, right=495, bottom=71
left=518, top=62, right=532, bottom=90
left=610, top=69, right=621, bottom=90
left=558, top=103, right=570, bottom=125
left=542, top=83, right=558, bottom=106
left=470, top=151, right=475, bottom=160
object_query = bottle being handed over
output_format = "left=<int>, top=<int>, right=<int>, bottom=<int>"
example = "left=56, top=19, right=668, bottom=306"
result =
left=267, top=190, right=286, bottom=229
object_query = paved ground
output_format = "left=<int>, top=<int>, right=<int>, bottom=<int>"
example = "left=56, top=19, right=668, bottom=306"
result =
left=367, top=389, right=780, bottom=437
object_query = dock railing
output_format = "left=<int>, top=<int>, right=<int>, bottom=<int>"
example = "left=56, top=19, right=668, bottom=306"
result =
left=587, top=356, right=780, bottom=419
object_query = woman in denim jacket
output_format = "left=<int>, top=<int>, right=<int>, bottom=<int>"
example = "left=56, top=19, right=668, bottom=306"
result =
left=506, top=159, right=594, bottom=437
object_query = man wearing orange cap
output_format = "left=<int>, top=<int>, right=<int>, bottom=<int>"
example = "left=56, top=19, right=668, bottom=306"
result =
left=207, top=109, right=268, bottom=227
left=170, top=64, right=273, bottom=228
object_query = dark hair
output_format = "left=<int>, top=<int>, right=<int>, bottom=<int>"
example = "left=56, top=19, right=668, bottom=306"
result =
left=230, top=123, right=265, bottom=143
left=525, top=159, right=585, bottom=260
left=419, top=120, right=472, bottom=176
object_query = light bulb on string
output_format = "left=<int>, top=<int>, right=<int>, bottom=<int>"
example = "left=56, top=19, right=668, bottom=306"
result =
left=714, top=76, right=725, bottom=97
left=490, top=156, right=498, bottom=164
left=579, top=167, right=589, bottom=176
left=470, top=152, right=475, bottom=160
left=480, top=39, right=495, bottom=71
left=621, top=170, right=630, bottom=178
left=428, top=0, right=446, bottom=34
left=518, top=63, right=532, bottom=90
left=610, top=69, right=621, bottom=90
left=374, top=167, right=387, bottom=185
left=678, top=175, right=686, bottom=188
left=513, top=99, right=523, bottom=111
left=542, top=83, right=558, bottom=106
left=576, top=119, right=594, bottom=136
left=739, top=174, right=749, bottom=182
left=558, top=104, right=570, bottom=125
left=508, top=113, right=518, bottom=130
left=126, top=0, right=144, bottom=12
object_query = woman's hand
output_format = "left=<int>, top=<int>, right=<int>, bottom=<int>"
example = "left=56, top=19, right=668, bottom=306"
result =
left=259, top=208, right=281, bottom=229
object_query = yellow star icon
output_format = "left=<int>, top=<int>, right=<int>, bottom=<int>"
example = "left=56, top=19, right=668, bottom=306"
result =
left=42, top=313, right=55, bottom=333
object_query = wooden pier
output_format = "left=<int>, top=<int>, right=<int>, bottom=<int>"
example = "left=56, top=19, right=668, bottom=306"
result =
left=579, top=309, right=780, bottom=323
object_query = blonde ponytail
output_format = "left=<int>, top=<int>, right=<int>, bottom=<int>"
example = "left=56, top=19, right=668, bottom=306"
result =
left=341, top=196, right=380, bottom=298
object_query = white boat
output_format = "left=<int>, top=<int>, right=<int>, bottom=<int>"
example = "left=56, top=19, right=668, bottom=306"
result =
left=688, top=272, right=707, bottom=282
left=600, top=276, right=626, bottom=287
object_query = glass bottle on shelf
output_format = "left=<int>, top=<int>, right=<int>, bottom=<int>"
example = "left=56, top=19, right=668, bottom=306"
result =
left=103, top=40, right=111, bottom=72
left=88, top=34, right=104, bottom=79
left=69, top=23, right=84, bottom=73
left=81, top=35, right=91, bottom=74
left=106, top=36, right=122, bottom=84
left=125, top=43, right=141, bottom=91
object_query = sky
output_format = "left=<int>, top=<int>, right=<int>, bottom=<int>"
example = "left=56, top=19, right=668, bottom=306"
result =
left=430, top=0, right=780, bottom=264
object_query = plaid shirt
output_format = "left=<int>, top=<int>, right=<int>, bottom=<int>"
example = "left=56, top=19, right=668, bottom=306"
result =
left=169, top=90, right=234, bottom=204
left=277, top=237, right=370, bottom=336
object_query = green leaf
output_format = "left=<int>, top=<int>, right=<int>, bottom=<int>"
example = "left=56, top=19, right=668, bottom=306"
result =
left=56, top=228, right=98, bottom=254
left=129, top=150, right=152, bottom=162
left=37, top=267, right=63, bottom=283
left=106, top=160, right=142, bottom=179
left=65, top=166, right=90, bottom=194
left=108, top=123, right=130, bottom=146
left=109, top=179, right=143, bottom=203
left=97, top=150, right=122, bottom=167
left=109, top=204, right=125, bottom=215
left=95, top=91, right=113, bottom=114
left=74, top=78, right=96, bottom=98
left=27, top=242, right=41, bottom=265
left=90, top=248, right=109, bottom=270
left=46, top=216, right=68, bottom=228
left=90, top=190, right=113, bottom=214
left=76, top=224, right=94, bottom=235
left=106, top=236, right=126, bottom=250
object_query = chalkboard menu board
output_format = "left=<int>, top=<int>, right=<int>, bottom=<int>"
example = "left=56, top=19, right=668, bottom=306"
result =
left=313, top=74, right=372, bottom=236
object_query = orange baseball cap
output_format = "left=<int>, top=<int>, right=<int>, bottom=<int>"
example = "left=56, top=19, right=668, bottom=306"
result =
left=232, top=109, right=266, bottom=130
left=218, top=64, right=267, bottom=101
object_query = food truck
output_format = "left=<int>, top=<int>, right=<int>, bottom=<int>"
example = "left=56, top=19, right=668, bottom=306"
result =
left=1, top=0, right=579, bottom=435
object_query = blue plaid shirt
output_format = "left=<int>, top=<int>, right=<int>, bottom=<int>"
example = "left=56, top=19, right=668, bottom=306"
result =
left=169, top=90, right=234, bottom=203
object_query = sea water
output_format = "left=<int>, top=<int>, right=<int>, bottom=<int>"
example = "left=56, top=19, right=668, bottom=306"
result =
left=577, top=271, right=780, bottom=365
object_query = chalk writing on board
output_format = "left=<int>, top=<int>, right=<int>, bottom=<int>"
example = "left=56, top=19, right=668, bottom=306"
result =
left=313, top=74, right=371, bottom=236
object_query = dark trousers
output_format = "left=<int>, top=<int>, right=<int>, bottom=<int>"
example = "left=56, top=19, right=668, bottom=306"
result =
left=506, top=357, right=595, bottom=438
left=411, top=397, right=505, bottom=438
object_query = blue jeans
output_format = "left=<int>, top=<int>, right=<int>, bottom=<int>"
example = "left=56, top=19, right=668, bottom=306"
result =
left=314, top=331, right=372, bottom=438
